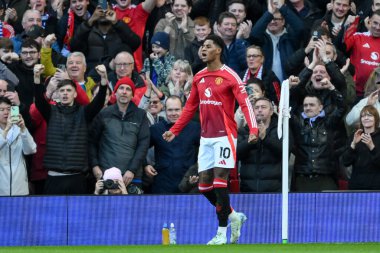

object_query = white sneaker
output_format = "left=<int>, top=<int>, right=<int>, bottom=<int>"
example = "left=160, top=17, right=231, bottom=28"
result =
left=207, top=232, right=227, bottom=245
left=230, top=212, right=247, bottom=244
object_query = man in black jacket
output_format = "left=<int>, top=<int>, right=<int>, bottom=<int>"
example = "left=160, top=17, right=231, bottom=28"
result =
left=89, top=77, right=150, bottom=188
left=33, top=63, right=108, bottom=194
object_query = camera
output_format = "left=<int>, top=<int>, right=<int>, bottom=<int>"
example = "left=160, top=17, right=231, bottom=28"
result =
left=98, top=0, right=108, bottom=10
left=103, top=179, right=119, bottom=190
left=245, top=86, right=254, bottom=96
left=126, top=183, right=143, bottom=195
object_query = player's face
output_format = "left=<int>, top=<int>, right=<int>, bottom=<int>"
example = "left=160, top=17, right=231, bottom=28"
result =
left=116, top=84, right=133, bottom=105
left=369, top=14, right=380, bottom=38
left=332, top=0, right=350, bottom=20
left=228, top=3, right=246, bottom=24
left=200, top=39, right=221, bottom=63
left=254, top=100, right=273, bottom=123
left=165, top=98, right=182, bottom=123
left=116, top=0, right=131, bottom=9
left=246, top=48, right=264, bottom=71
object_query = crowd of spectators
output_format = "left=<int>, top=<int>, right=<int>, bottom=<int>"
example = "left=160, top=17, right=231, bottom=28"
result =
left=1, top=0, right=380, bottom=195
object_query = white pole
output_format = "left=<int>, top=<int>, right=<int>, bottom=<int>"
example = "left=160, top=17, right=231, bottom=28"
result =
left=278, top=80, right=290, bottom=244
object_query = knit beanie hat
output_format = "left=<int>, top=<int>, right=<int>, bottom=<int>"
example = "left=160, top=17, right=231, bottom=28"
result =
left=151, top=32, right=170, bottom=50
left=103, top=167, right=123, bottom=181
left=113, top=76, right=136, bottom=95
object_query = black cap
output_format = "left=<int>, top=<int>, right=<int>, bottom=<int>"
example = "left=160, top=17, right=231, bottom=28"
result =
left=25, top=25, right=46, bottom=39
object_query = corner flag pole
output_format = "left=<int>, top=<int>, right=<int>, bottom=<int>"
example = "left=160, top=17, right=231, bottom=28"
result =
left=278, top=80, right=290, bottom=244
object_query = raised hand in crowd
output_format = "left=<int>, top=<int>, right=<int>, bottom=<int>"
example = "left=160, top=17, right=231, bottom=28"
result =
left=366, top=89, right=380, bottom=106
left=164, top=12, right=176, bottom=33
left=4, top=91, right=20, bottom=106
left=42, top=34, right=57, bottom=49
left=289, top=75, right=300, bottom=88
left=105, top=9, right=117, bottom=25
left=178, top=10, right=189, bottom=33
left=4, top=8, right=17, bottom=23
left=88, top=6, right=105, bottom=27
left=33, top=64, right=45, bottom=84
left=54, top=68, right=69, bottom=81
left=95, top=64, right=108, bottom=85
left=1, top=52, right=19, bottom=64
left=361, top=133, right=375, bottom=151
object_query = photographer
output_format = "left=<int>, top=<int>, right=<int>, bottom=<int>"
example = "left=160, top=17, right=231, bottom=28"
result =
left=94, top=167, right=128, bottom=195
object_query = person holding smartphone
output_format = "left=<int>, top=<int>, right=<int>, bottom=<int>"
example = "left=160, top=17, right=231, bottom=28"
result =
left=0, top=96, right=37, bottom=196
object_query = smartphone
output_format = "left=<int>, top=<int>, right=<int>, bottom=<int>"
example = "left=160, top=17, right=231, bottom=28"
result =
left=57, top=64, right=66, bottom=71
left=10, top=105, right=19, bottom=123
left=98, top=0, right=107, bottom=10
left=312, top=30, right=321, bottom=41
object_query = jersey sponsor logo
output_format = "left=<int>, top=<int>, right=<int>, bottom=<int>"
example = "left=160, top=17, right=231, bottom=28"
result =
left=363, top=43, right=370, bottom=48
left=200, top=78, right=205, bottom=83
left=205, top=87, right=212, bottom=98
left=215, top=77, right=223, bottom=85
left=371, top=52, right=379, bottom=61
left=200, top=100, right=222, bottom=106
left=360, top=59, right=380, bottom=66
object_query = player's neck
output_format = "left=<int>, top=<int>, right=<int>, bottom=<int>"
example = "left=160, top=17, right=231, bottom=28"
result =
left=207, top=60, right=223, bottom=71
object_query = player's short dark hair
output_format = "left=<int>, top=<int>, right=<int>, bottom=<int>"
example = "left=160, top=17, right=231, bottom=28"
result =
left=204, top=34, right=225, bottom=51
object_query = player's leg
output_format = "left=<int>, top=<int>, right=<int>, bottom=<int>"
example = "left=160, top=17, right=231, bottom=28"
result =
left=198, top=137, right=217, bottom=207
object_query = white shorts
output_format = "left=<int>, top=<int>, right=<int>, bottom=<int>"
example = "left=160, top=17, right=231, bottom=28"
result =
left=198, top=135, right=237, bottom=172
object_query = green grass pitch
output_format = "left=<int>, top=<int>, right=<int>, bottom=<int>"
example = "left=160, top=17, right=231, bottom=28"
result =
left=1, top=243, right=380, bottom=253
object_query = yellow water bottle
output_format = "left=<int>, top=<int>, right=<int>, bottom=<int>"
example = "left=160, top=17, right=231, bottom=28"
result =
left=162, top=223, right=169, bottom=245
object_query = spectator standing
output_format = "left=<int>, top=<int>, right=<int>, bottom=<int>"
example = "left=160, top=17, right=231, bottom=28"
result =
left=250, top=0, right=305, bottom=82
left=342, top=105, right=380, bottom=190
left=33, top=64, right=108, bottom=194
left=144, top=95, right=200, bottom=193
left=154, top=0, right=195, bottom=60
left=90, top=77, right=150, bottom=189
left=0, top=97, right=36, bottom=196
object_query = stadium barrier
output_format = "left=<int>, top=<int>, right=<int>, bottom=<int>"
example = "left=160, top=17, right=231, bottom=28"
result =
left=0, top=192, right=379, bottom=246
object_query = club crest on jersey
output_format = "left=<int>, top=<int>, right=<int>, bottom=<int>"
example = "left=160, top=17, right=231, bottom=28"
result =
left=215, top=77, right=223, bottom=85
left=205, top=87, right=212, bottom=98
left=122, top=17, right=131, bottom=24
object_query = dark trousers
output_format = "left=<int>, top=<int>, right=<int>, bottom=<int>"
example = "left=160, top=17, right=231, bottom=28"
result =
left=294, top=174, right=338, bottom=192
left=44, top=174, right=88, bottom=195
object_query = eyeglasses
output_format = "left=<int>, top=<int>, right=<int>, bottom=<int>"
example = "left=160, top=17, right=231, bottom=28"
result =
left=150, top=100, right=160, bottom=105
left=246, top=54, right=262, bottom=58
left=20, top=51, right=38, bottom=56
left=115, top=62, right=134, bottom=68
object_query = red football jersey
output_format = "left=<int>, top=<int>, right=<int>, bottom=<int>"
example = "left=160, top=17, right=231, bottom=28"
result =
left=114, top=4, right=149, bottom=72
left=170, top=65, right=258, bottom=138
left=345, top=17, right=380, bottom=96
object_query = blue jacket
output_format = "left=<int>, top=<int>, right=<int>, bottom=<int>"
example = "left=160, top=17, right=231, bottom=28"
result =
left=149, top=120, right=200, bottom=193
left=223, top=38, right=249, bottom=78
left=249, top=5, right=304, bottom=81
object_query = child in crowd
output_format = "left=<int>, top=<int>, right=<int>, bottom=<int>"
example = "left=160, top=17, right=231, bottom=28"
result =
left=141, top=31, right=175, bottom=88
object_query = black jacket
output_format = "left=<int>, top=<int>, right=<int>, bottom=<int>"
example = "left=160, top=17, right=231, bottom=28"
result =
left=342, top=131, right=380, bottom=190
left=291, top=89, right=345, bottom=175
left=89, top=102, right=150, bottom=176
left=70, top=20, right=140, bottom=71
left=35, top=84, right=107, bottom=173
left=237, top=115, right=292, bottom=192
